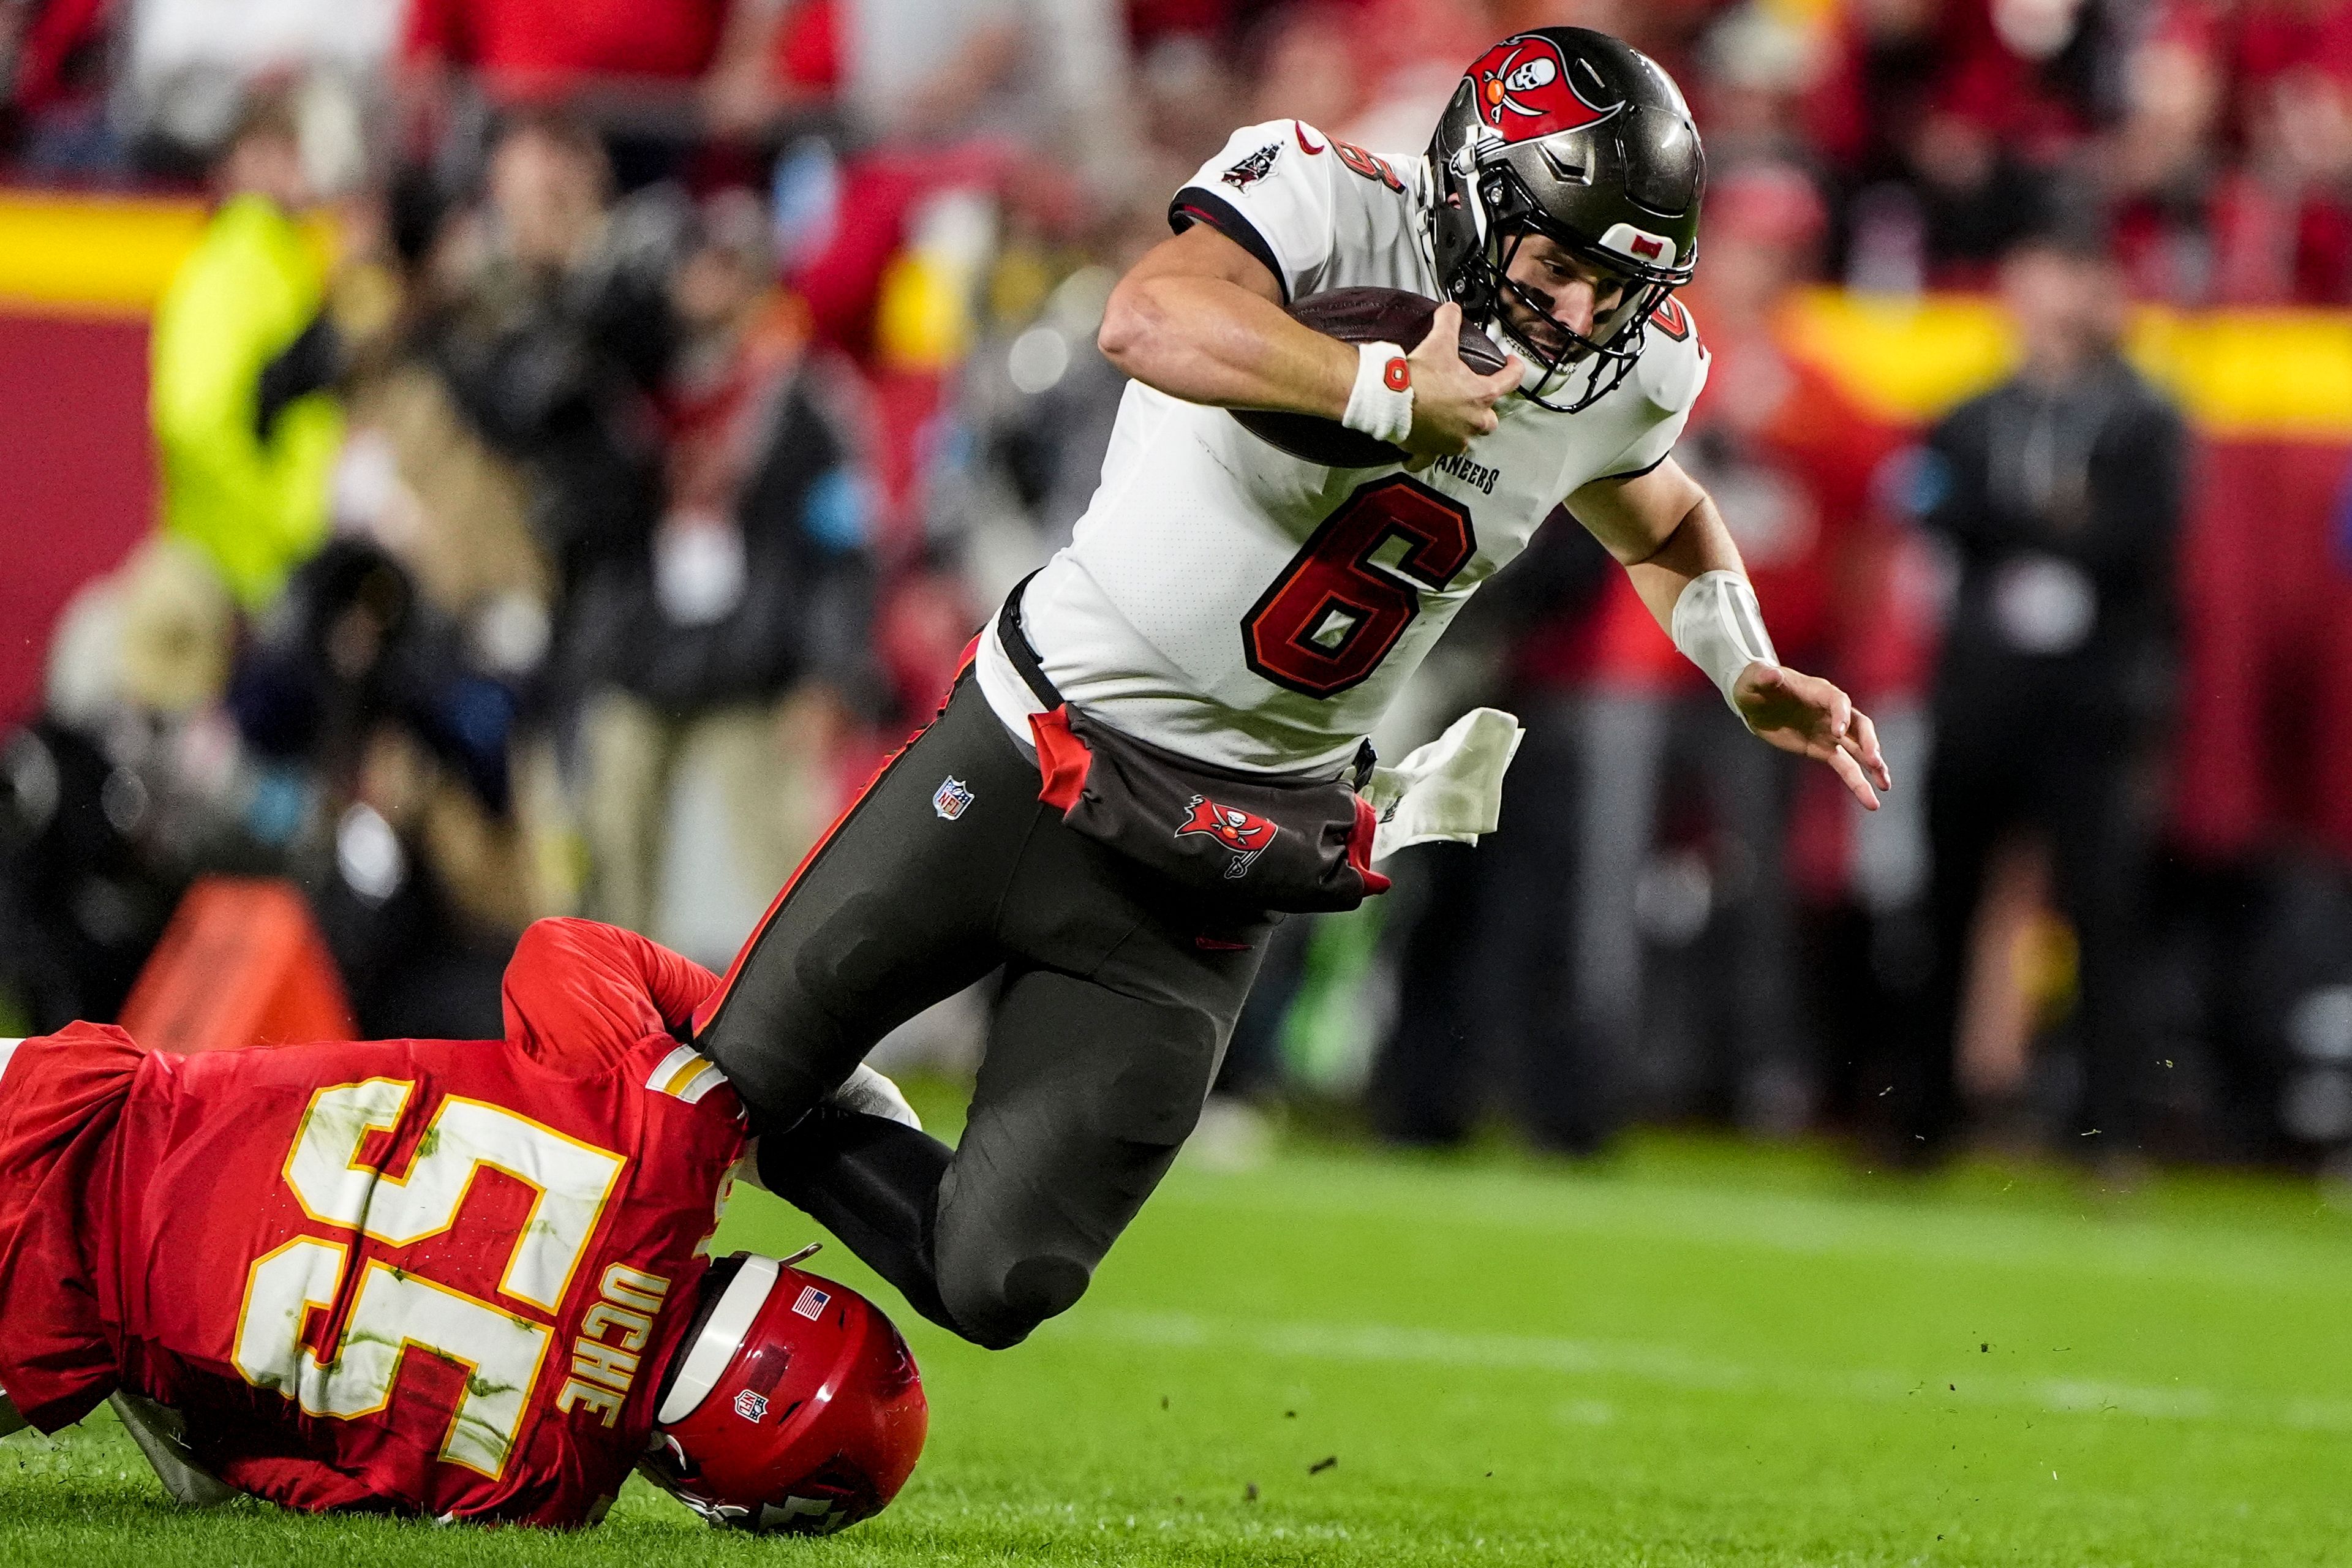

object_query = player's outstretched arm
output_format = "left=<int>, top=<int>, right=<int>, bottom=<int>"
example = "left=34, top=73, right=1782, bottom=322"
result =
left=1098, top=229, right=1517, bottom=456
left=503, top=918, right=723, bottom=1071
left=1567, top=460, right=1893, bottom=810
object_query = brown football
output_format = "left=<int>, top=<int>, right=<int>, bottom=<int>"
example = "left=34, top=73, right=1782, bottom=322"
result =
left=1231, top=287, right=1510, bottom=469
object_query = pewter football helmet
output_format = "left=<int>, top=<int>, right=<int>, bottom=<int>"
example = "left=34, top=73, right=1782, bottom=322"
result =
left=1427, top=28, right=1705, bottom=411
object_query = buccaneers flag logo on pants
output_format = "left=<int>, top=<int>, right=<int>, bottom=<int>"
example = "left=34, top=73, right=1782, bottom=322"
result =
left=1175, top=796, right=1280, bottom=880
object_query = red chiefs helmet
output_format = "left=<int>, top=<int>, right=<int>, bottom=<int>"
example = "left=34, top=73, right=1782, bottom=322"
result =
left=641, top=1252, right=928, bottom=1534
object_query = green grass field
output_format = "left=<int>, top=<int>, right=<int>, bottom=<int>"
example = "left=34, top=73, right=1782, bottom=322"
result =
left=5, top=1090, right=2350, bottom=1567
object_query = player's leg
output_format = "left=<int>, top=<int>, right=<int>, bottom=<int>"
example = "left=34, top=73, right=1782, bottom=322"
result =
left=932, top=948, right=1264, bottom=1348
left=733, top=665, right=1272, bottom=1346
left=910, top=793, right=1276, bottom=1343
left=760, top=948, right=1264, bottom=1348
left=695, top=676, right=1038, bottom=1126
left=759, top=1107, right=959, bottom=1330
left=0, top=1027, right=145, bottom=1428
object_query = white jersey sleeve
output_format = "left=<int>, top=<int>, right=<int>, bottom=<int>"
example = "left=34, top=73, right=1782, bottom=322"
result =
left=1589, top=298, right=1709, bottom=480
left=1170, top=120, right=1345, bottom=301
left=1171, top=119, right=1441, bottom=302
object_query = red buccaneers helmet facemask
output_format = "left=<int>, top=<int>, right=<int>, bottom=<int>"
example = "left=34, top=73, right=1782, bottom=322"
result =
left=1427, top=28, right=1705, bottom=413
left=641, top=1252, right=929, bottom=1534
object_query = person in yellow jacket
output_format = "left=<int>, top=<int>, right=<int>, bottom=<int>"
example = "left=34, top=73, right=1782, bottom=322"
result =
left=150, top=96, right=343, bottom=614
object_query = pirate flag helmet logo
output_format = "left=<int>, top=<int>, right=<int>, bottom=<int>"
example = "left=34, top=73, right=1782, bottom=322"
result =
left=1468, top=33, right=1619, bottom=143
left=1424, top=27, right=1704, bottom=413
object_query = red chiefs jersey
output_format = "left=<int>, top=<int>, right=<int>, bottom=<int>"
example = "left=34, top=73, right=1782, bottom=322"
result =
left=0, top=919, right=745, bottom=1526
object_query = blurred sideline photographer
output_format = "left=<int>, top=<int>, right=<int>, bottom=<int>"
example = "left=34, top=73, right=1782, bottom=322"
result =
left=1897, top=225, right=2187, bottom=1161
left=151, top=93, right=344, bottom=614
left=575, top=189, right=883, bottom=960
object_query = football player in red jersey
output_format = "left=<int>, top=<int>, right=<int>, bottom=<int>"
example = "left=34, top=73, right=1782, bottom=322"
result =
left=0, top=918, right=927, bottom=1532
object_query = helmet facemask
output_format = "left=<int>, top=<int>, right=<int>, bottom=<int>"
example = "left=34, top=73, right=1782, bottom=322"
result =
left=638, top=1430, right=729, bottom=1523
left=1461, top=163, right=1676, bottom=414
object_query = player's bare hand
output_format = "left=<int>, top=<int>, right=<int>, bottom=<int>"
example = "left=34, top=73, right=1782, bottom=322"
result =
left=1732, top=662, right=1893, bottom=810
left=1400, top=302, right=1521, bottom=466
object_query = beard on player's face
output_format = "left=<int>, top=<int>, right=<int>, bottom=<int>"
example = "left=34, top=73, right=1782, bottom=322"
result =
left=1494, top=231, right=1628, bottom=361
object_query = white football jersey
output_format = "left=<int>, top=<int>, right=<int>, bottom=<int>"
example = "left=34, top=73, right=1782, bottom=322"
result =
left=975, top=117, right=1709, bottom=774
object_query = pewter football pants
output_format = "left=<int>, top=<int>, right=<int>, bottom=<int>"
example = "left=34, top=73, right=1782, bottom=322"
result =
left=696, top=673, right=1273, bottom=1348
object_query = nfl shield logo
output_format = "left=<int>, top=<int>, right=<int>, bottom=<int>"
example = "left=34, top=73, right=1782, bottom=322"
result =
left=734, top=1390, right=769, bottom=1422
left=933, top=776, right=974, bottom=820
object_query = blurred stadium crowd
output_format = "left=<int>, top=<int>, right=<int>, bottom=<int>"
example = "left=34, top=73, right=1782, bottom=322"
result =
left=2, top=0, right=2351, bottom=1173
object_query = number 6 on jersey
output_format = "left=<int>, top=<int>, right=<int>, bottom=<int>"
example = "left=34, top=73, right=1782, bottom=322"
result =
left=1242, top=475, right=1477, bottom=698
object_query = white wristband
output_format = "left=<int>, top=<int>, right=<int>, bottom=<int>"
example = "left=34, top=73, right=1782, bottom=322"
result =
left=1672, top=570, right=1779, bottom=713
left=1341, top=340, right=1414, bottom=447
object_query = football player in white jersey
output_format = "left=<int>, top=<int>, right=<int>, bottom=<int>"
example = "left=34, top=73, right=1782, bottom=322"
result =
left=696, top=28, right=1891, bottom=1351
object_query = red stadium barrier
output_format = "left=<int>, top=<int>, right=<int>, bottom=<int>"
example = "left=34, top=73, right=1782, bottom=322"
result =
left=0, top=312, right=151, bottom=725
left=118, top=876, right=354, bottom=1052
